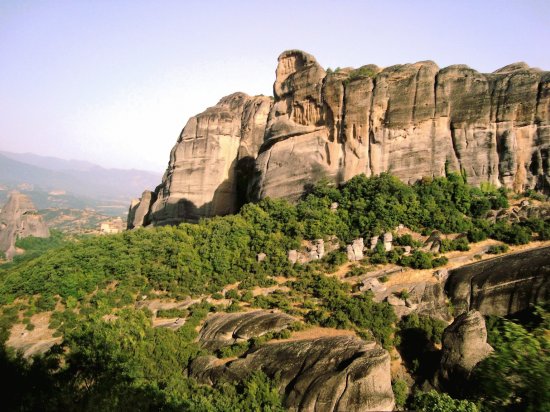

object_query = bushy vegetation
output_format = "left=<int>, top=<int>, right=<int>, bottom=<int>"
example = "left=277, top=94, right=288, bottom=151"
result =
left=0, top=172, right=547, bottom=410
left=411, top=390, right=479, bottom=412
left=469, top=307, right=550, bottom=412
left=0, top=307, right=285, bottom=411
left=396, top=314, right=448, bottom=376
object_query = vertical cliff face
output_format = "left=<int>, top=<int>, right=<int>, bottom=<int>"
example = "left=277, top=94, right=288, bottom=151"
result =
left=0, top=192, right=50, bottom=260
left=252, top=51, right=550, bottom=200
left=130, top=50, right=549, bottom=227
left=140, top=92, right=271, bottom=225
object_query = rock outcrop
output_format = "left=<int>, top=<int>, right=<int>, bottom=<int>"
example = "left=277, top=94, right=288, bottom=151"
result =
left=436, top=310, right=493, bottom=391
left=0, top=192, right=49, bottom=260
left=127, top=190, right=156, bottom=229
left=190, top=336, right=395, bottom=412
left=445, top=246, right=550, bottom=316
left=131, top=50, right=550, bottom=226
left=197, top=310, right=295, bottom=351
left=133, top=92, right=272, bottom=225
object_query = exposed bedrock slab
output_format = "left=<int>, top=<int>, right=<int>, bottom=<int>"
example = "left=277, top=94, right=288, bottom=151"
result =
left=197, top=310, right=296, bottom=351
left=189, top=335, right=395, bottom=412
left=445, top=246, right=550, bottom=316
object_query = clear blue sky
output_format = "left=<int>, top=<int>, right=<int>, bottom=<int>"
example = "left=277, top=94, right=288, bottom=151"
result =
left=1, top=0, right=549, bottom=172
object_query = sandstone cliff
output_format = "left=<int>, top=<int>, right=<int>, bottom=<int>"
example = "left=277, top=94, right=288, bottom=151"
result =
left=141, top=93, right=272, bottom=225
left=0, top=192, right=50, bottom=260
left=131, top=50, right=550, bottom=226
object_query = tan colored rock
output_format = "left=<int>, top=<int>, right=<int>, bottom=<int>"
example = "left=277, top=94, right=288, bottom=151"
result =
left=251, top=51, right=550, bottom=201
left=127, top=190, right=156, bottom=229
left=148, top=93, right=272, bottom=225
left=0, top=192, right=49, bottom=260
left=132, top=51, right=550, bottom=227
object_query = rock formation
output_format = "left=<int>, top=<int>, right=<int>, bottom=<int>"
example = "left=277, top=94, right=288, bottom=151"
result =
left=0, top=192, right=49, bottom=260
left=190, top=336, right=394, bottom=412
left=131, top=93, right=272, bottom=226
left=436, top=310, right=493, bottom=391
left=445, top=246, right=550, bottom=316
left=131, top=50, right=550, bottom=226
left=197, top=310, right=295, bottom=351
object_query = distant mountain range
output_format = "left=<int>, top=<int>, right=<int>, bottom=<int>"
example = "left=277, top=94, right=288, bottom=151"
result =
left=0, top=151, right=162, bottom=215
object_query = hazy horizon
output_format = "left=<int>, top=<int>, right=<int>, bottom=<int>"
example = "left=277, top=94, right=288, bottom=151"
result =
left=2, top=0, right=549, bottom=172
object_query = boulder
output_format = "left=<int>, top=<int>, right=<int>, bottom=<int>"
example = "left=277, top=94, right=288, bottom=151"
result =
left=423, top=231, right=442, bottom=253
left=383, top=232, right=393, bottom=252
left=436, top=311, right=493, bottom=390
left=369, top=236, right=379, bottom=250
left=189, top=336, right=395, bottom=411
left=256, top=252, right=266, bottom=262
left=288, top=249, right=298, bottom=264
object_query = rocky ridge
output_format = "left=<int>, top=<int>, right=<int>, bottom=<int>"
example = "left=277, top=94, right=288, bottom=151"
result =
left=131, top=50, right=549, bottom=226
left=0, top=191, right=50, bottom=260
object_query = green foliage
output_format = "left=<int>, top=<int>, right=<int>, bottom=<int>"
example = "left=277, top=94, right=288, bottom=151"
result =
left=470, top=312, right=550, bottom=412
left=392, top=379, right=410, bottom=408
left=1, top=230, right=67, bottom=269
left=396, top=314, right=448, bottom=377
left=156, top=308, right=188, bottom=318
left=440, top=237, right=470, bottom=252
left=294, top=273, right=396, bottom=348
left=394, top=233, right=423, bottom=248
left=487, top=243, right=509, bottom=255
left=411, top=390, right=479, bottom=412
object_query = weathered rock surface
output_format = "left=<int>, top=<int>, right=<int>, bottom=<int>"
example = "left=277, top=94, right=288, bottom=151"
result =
left=436, top=311, right=493, bottom=390
left=445, top=246, right=550, bottom=316
left=347, top=238, right=364, bottom=261
left=0, top=192, right=49, bottom=260
left=131, top=50, right=550, bottom=226
left=197, top=310, right=296, bottom=351
left=189, top=336, right=395, bottom=412
left=127, top=190, right=156, bottom=229
left=136, top=93, right=272, bottom=225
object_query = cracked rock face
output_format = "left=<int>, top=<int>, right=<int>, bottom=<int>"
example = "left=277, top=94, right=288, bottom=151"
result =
left=445, top=246, right=550, bottom=316
left=130, top=50, right=549, bottom=226
left=189, top=335, right=395, bottom=412
left=0, top=192, right=49, bottom=260
left=197, top=310, right=296, bottom=351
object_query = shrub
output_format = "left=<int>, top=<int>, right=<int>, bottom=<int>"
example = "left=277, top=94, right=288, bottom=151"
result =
left=487, top=244, right=509, bottom=255
left=392, top=379, right=410, bottom=408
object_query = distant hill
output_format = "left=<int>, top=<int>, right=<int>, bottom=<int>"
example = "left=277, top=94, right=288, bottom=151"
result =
left=0, top=151, right=162, bottom=215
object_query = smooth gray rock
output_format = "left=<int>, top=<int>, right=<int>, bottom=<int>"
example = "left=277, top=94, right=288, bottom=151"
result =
left=189, top=335, right=395, bottom=412
left=436, top=311, right=493, bottom=390
left=445, top=246, right=550, bottom=316
left=197, top=311, right=296, bottom=351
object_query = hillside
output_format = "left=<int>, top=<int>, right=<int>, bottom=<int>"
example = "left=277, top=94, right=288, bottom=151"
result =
left=0, top=152, right=161, bottom=214
left=0, top=173, right=548, bottom=411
